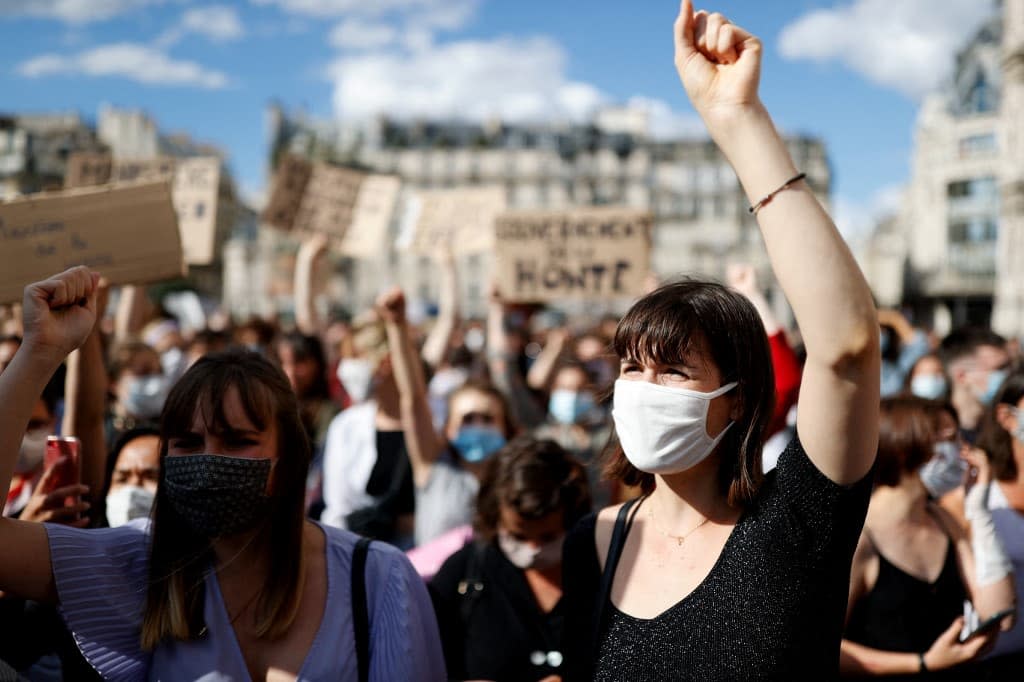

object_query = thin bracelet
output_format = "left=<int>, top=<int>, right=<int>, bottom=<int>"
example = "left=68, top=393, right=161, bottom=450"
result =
left=748, top=172, right=807, bottom=215
left=918, top=652, right=929, bottom=673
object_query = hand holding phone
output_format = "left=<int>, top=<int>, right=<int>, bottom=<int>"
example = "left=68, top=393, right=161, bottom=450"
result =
left=959, top=607, right=1015, bottom=643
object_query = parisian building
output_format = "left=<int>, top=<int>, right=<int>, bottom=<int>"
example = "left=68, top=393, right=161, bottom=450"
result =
left=261, top=105, right=831, bottom=321
left=893, top=0, right=1024, bottom=337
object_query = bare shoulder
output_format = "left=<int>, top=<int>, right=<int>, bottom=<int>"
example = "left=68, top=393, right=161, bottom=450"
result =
left=594, top=503, right=629, bottom=571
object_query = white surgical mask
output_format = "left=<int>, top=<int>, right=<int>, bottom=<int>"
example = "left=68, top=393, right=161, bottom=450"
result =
left=123, top=375, right=170, bottom=420
left=497, top=530, right=564, bottom=570
left=919, top=441, right=967, bottom=498
left=17, top=429, right=48, bottom=474
left=612, top=379, right=737, bottom=475
left=105, top=485, right=155, bottom=527
left=911, top=374, right=947, bottom=401
left=337, top=358, right=375, bottom=403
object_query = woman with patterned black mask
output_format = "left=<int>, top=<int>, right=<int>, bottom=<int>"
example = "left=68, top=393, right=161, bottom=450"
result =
left=0, top=267, right=444, bottom=681
left=560, top=3, right=882, bottom=679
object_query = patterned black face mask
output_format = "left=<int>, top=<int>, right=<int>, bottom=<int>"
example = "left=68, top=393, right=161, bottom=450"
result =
left=162, top=454, right=272, bottom=538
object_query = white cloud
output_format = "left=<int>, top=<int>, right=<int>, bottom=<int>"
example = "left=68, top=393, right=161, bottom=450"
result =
left=328, top=36, right=607, bottom=122
left=158, top=5, right=246, bottom=47
left=17, top=43, right=229, bottom=89
left=329, top=18, right=397, bottom=50
left=252, top=0, right=477, bottom=21
left=778, top=0, right=990, bottom=99
left=0, top=0, right=157, bottom=24
left=181, top=6, right=245, bottom=41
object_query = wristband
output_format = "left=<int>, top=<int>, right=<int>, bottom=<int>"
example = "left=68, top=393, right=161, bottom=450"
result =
left=748, top=172, right=807, bottom=215
left=918, top=652, right=929, bottom=673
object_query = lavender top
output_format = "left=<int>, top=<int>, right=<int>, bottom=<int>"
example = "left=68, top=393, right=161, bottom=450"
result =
left=44, top=520, right=445, bottom=681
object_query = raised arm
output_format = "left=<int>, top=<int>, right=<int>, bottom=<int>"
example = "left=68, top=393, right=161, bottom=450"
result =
left=420, top=248, right=459, bottom=372
left=486, top=285, right=545, bottom=430
left=526, top=327, right=570, bottom=392
left=61, top=280, right=109, bottom=508
left=294, top=233, right=329, bottom=337
left=0, top=267, right=99, bottom=603
left=675, top=0, right=879, bottom=484
left=378, top=288, right=444, bottom=488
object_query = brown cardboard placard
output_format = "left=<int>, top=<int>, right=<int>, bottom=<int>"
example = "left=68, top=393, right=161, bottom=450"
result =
left=65, top=153, right=220, bottom=265
left=494, top=206, right=652, bottom=302
left=0, top=182, right=185, bottom=303
left=293, top=163, right=365, bottom=238
left=338, top=174, right=401, bottom=258
left=261, top=155, right=313, bottom=231
left=64, top=152, right=113, bottom=188
left=172, top=157, right=221, bottom=265
left=402, top=186, right=506, bottom=255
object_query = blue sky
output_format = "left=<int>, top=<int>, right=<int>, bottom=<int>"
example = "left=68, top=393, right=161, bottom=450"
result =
left=0, top=0, right=995, bottom=237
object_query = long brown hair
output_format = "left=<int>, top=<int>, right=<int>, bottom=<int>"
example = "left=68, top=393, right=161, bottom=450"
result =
left=602, top=279, right=775, bottom=507
left=978, top=370, right=1024, bottom=481
left=141, top=349, right=311, bottom=649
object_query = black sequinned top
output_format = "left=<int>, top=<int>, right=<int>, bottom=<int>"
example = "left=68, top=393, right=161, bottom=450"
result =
left=560, top=435, right=873, bottom=681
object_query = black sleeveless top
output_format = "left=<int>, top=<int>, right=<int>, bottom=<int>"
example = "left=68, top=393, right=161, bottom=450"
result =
left=560, top=434, right=873, bottom=681
left=844, top=525, right=967, bottom=681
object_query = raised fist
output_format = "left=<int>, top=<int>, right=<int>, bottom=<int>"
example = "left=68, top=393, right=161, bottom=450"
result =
left=21, top=267, right=100, bottom=360
left=375, top=286, right=406, bottom=325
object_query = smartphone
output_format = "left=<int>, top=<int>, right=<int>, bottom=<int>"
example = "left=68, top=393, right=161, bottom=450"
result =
left=959, top=608, right=1015, bottom=643
left=44, top=436, right=81, bottom=505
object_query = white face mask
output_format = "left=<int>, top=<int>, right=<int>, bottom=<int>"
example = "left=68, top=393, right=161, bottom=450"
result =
left=123, top=375, right=170, bottom=420
left=497, top=530, right=564, bottom=570
left=105, top=485, right=156, bottom=527
left=337, top=358, right=375, bottom=403
left=919, top=441, right=967, bottom=498
left=612, top=379, right=738, bottom=475
left=17, top=429, right=49, bottom=474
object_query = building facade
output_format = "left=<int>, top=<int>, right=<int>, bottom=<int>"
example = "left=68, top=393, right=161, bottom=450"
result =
left=895, top=1, right=1024, bottom=336
left=258, top=106, right=831, bottom=320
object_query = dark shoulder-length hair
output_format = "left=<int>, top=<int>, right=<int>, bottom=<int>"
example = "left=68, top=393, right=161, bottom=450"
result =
left=602, top=279, right=775, bottom=508
left=875, top=396, right=938, bottom=487
left=474, top=436, right=592, bottom=542
left=141, top=349, right=311, bottom=650
left=978, top=370, right=1024, bottom=481
left=275, top=331, right=330, bottom=401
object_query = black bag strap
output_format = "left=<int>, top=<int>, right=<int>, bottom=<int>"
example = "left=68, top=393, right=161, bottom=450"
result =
left=590, top=496, right=645, bottom=659
left=352, top=536, right=373, bottom=682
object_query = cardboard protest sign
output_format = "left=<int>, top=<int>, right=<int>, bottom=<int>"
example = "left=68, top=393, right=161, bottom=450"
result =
left=64, top=152, right=113, bottom=188
left=338, top=174, right=401, bottom=258
left=262, top=155, right=313, bottom=232
left=293, top=164, right=365, bottom=238
left=494, top=207, right=652, bottom=303
left=65, top=153, right=221, bottom=265
left=401, top=186, right=506, bottom=255
left=172, top=157, right=221, bottom=265
left=0, top=182, right=185, bottom=303
left=263, top=155, right=399, bottom=258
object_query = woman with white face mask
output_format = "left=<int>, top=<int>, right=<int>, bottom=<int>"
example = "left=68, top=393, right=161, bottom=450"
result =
left=560, top=3, right=882, bottom=680
left=841, top=397, right=1015, bottom=678
left=429, top=437, right=591, bottom=682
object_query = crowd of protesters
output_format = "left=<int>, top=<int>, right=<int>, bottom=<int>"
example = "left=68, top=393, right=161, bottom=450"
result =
left=1, top=3, right=1023, bottom=681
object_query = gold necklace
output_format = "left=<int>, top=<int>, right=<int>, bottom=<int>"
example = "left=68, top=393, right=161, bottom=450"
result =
left=647, top=503, right=711, bottom=547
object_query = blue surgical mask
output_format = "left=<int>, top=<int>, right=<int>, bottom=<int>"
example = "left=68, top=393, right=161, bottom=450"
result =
left=911, top=374, right=948, bottom=400
left=548, top=389, right=596, bottom=425
left=981, top=369, right=1009, bottom=405
left=452, top=426, right=506, bottom=463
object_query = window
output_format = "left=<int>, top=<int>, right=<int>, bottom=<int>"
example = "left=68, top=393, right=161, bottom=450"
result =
left=959, top=133, right=997, bottom=158
left=949, top=217, right=997, bottom=244
left=947, top=177, right=997, bottom=201
left=964, top=72, right=997, bottom=115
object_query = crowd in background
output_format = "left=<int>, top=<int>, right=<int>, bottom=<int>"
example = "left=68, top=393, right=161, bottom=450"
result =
left=2, top=249, right=1024, bottom=680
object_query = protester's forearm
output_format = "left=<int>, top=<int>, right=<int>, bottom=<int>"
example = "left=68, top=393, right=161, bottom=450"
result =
left=839, top=640, right=919, bottom=676
left=61, top=330, right=107, bottom=504
left=709, top=103, right=877, bottom=369
left=421, top=261, right=458, bottom=371
left=113, top=285, right=148, bottom=342
left=293, top=247, right=321, bottom=337
left=384, top=320, right=442, bottom=481
left=0, top=348, right=65, bottom=498
left=526, top=335, right=565, bottom=392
